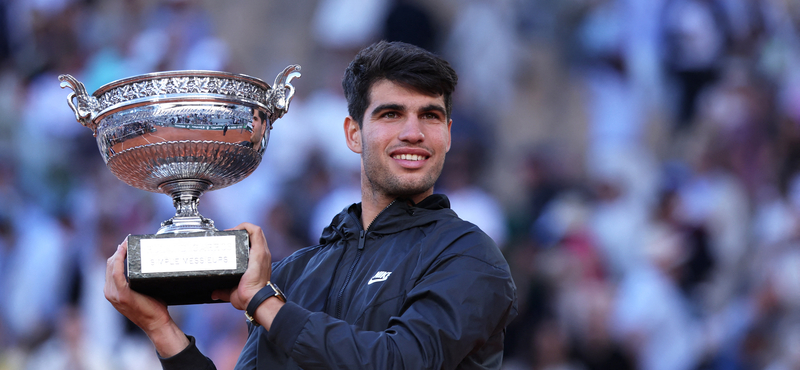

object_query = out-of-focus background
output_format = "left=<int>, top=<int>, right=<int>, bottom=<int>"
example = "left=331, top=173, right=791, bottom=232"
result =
left=1, top=0, right=800, bottom=368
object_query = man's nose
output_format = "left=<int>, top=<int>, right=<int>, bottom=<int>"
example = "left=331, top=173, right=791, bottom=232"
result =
left=398, top=117, right=424, bottom=143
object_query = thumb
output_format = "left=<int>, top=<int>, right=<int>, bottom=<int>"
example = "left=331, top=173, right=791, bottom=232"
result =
left=211, top=288, right=232, bottom=302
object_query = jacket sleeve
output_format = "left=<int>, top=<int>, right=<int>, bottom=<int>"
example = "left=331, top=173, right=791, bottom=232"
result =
left=267, top=245, right=518, bottom=370
left=158, top=335, right=217, bottom=370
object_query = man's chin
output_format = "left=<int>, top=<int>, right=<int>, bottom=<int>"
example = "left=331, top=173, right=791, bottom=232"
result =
left=384, top=180, right=436, bottom=199
left=364, top=162, right=442, bottom=200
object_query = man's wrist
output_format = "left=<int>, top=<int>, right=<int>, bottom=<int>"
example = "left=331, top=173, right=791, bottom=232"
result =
left=245, top=282, right=286, bottom=327
left=146, top=320, right=191, bottom=358
left=254, top=296, right=285, bottom=331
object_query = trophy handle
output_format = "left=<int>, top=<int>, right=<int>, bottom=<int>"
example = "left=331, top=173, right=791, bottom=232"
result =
left=58, top=74, right=100, bottom=136
left=267, top=65, right=301, bottom=122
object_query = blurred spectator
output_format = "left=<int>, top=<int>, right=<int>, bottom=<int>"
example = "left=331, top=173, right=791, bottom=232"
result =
left=309, top=176, right=361, bottom=244
left=1, top=206, right=73, bottom=346
left=586, top=148, right=659, bottom=277
left=717, top=0, right=766, bottom=56
left=443, top=0, right=520, bottom=114
left=142, top=0, right=216, bottom=71
left=0, top=2, right=9, bottom=64
left=673, top=130, right=749, bottom=282
left=694, top=57, right=775, bottom=198
left=567, top=282, right=636, bottom=370
left=23, top=305, right=113, bottom=370
left=260, top=200, right=307, bottom=261
left=312, top=0, right=391, bottom=50
left=611, top=222, right=706, bottom=370
left=661, top=0, right=730, bottom=131
left=576, top=0, right=650, bottom=161
left=507, top=148, right=565, bottom=245
left=382, top=0, right=439, bottom=52
left=440, top=145, right=508, bottom=248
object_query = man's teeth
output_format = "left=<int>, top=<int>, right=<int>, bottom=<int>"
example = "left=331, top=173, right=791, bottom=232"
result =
left=394, top=154, right=426, bottom=161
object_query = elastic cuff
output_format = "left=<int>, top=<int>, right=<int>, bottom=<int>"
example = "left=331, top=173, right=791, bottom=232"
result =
left=158, top=335, right=215, bottom=370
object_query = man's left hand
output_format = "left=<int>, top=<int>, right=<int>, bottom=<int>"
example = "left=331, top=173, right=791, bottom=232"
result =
left=211, top=222, right=272, bottom=311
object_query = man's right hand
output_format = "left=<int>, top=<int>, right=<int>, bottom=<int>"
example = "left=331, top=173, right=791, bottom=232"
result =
left=104, top=237, right=190, bottom=357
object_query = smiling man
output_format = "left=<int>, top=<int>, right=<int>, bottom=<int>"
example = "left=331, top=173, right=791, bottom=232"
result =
left=105, top=40, right=518, bottom=370
left=348, top=78, right=452, bottom=224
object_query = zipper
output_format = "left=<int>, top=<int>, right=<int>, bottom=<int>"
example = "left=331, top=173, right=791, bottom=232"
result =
left=333, top=200, right=396, bottom=318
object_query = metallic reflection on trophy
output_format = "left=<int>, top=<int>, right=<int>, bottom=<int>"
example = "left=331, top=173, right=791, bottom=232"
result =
left=59, top=66, right=300, bottom=304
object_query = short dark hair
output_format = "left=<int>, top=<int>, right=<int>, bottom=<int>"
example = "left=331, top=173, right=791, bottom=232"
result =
left=256, top=108, right=267, bottom=122
left=342, top=41, right=458, bottom=126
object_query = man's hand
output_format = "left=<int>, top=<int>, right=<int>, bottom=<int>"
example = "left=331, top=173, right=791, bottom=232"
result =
left=212, top=222, right=272, bottom=311
left=104, top=238, right=189, bottom=357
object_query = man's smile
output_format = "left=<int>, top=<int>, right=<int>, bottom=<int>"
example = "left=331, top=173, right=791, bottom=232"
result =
left=392, top=153, right=429, bottom=161
left=389, top=147, right=433, bottom=169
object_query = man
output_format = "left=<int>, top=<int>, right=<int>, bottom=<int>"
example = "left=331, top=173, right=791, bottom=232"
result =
left=241, top=108, right=268, bottom=150
left=105, top=40, right=518, bottom=369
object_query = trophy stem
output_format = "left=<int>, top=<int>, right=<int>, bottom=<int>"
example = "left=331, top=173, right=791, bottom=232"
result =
left=157, top=180, right=216, bottom=234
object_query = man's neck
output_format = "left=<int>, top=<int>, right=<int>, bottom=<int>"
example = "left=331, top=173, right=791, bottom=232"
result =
left=360, top=190, right=395, bottom=231
left=360, top=190, right=432, bottom=230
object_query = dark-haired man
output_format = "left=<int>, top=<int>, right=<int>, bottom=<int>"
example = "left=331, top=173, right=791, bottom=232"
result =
left=105, top=40, right=518, bottom=369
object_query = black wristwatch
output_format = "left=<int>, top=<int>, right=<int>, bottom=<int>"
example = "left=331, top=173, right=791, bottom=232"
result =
left=245, top=281, right=286, bottom=326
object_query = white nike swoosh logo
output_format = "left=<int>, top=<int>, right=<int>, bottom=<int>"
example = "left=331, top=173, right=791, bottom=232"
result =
left=368, top=271, right=392, bottom=285
left=368, top=276, right=389, bottom=285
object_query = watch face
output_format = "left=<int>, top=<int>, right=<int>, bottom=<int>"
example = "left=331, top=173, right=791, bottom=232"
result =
left=270, top=282, right=286, bottom=302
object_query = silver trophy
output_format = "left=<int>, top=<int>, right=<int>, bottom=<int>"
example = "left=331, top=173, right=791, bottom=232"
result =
left=59, top=66, right=300, bottom=304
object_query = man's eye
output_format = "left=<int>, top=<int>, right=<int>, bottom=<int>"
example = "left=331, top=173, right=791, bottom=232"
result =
left=423, top=113, right=441, bottom=120
left=383, top=112, right=398, bottom=119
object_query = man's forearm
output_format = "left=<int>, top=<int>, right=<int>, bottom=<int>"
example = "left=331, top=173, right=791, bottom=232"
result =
left=146, top=320, right=191, bottom=358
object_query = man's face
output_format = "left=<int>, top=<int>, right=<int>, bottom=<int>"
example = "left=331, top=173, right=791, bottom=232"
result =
left=345, top=79, right=452, bottom=202
left=251, top=109, right=266, bottom=150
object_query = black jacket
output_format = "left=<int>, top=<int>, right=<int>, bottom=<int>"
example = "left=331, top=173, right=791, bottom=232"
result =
left=161, top=194, right=518, bottom=370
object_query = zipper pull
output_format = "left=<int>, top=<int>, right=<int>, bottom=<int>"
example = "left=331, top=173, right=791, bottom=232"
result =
left=358, top=230, right=366, bottom=250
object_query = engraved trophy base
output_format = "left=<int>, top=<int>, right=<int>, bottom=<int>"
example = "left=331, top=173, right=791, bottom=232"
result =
left=127, top=230, right=249, bottom=305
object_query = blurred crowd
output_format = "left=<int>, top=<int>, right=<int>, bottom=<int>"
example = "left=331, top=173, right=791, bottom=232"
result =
left=1, top=0, right=800, bottom=369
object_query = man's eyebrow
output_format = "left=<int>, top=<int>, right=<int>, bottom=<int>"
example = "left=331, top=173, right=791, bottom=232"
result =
left=370, top=103, right=447, bottom=118
left=420, top=104, right=446, bottom=116
left=370, top=103, right=405, bottom=117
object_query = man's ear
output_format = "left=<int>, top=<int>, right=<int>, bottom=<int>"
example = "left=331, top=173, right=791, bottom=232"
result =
left=344, top=116, right=362, bottom=154
left=445, top=118, right=452, bottom=152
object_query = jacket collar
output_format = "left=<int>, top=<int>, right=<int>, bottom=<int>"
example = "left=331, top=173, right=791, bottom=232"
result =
left=318, top=194, right=452, bottom=244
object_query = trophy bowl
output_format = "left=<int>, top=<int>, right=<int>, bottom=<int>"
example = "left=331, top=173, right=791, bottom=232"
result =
left=59, top=66, right=300, bottom=304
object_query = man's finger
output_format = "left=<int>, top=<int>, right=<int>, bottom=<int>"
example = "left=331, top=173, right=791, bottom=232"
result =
left=211, top=289, right=232, bottom=302
left=111, top=239, right=130, bottom=288
left=105, top=240, right=127, bottom=302
left=233, top=222, right=270, bottom=266
left=234, top=222, right=267, bottom=250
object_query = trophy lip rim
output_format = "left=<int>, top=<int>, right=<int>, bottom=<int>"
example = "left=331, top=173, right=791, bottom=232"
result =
left=94, top=95, right=270, bottom=122
left=92, top=70, right=272, bottom=97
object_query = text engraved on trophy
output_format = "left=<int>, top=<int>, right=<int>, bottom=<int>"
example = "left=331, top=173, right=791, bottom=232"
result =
left=139, top=235, right=238, bottom=274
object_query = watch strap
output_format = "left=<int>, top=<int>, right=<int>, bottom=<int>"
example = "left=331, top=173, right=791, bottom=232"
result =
left=245, top=282, right=285, bottom=326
